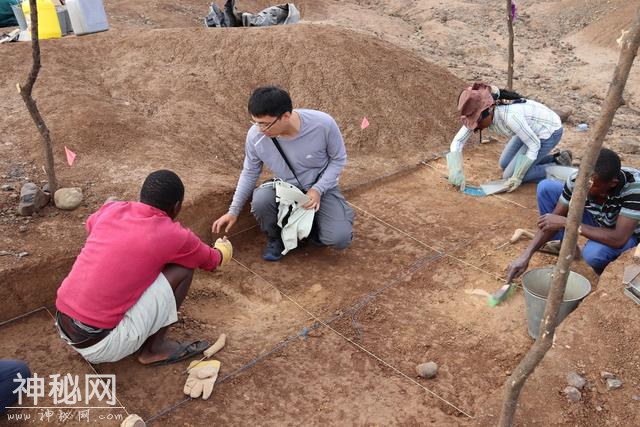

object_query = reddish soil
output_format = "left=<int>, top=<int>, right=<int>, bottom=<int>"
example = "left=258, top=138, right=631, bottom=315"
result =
left=1, top=0, right=639, bottom=425
left=0, top=23, right=462, bottom=318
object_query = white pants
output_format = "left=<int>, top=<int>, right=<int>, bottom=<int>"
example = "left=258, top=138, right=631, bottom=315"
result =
left=60, top=273, right=178, bottom=364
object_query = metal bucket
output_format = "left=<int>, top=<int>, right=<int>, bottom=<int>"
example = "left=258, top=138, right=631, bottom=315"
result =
left=522, top=267, right=591, bottom=339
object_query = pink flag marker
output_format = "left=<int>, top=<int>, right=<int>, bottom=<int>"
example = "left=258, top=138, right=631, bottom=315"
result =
left=65, top=146, right=77, bottom=166
left=361, top=117, right=370, bottom=129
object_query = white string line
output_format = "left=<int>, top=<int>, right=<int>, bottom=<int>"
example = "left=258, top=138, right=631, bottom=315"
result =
left=231, top=258, right=473, bottom=419
left=227, top=224, right=258, bottom=239
left=348, top=201, right=504, bottom=283
left=491, top=194, right=529, bottom=210
left=43, top=307, right=131, bottom=417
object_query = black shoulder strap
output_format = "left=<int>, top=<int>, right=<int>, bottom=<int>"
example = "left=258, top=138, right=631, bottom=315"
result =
left=271, top=137, right=331, bottom=191
left=271, top=137, right=304, bottom=190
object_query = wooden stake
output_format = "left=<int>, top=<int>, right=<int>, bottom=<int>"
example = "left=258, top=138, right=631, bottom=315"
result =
left=506, top=0, right=515, bottom=90
left=18, top=0, right=59, bottom=195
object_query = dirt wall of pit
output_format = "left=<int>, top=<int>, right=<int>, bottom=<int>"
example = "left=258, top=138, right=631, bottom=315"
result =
left=0, top=24, right=464, bottom=321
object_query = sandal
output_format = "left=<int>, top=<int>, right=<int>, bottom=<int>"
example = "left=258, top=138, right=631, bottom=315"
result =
left=147, top=340, right=210, bottom=367
left=539, top=240, right=562, bottom=256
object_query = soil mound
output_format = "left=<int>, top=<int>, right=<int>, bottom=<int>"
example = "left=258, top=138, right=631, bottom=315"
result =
left=529, top=0, right=634, bottom=49
left=0, top=23, right=463, bottom=317
left=1, top=24, right=462, bottom=198
left=571, top=1, right=636, bottom=50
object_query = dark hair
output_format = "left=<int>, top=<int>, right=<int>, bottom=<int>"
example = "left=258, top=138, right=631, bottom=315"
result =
left=248, top=86, right=293, bottom=117
left=497, top=88, right=525, bottom=100
left=140, top=170, right=184, bottom=212
left=594, top=148, right=621, bottom=182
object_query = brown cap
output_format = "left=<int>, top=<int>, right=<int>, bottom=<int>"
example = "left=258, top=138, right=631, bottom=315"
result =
left=457, top=86, right=495, bottom=130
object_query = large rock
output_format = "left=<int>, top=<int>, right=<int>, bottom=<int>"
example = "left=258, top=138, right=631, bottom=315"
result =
left=54, top=188, right=83, bottom=210
left=18, top=183, right=50, bottom=216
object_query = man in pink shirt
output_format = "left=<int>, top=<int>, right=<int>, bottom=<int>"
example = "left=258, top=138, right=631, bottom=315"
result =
left=55, top=170, right=233, bottom=365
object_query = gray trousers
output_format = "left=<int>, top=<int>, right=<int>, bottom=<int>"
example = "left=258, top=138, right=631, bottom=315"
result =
left=251, top=184, right=354, bottom=250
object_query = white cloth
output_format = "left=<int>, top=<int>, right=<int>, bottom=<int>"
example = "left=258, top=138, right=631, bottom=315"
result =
left=60, top=273, right=178, bottom=364
left=275, top=180, right=315, bottom=255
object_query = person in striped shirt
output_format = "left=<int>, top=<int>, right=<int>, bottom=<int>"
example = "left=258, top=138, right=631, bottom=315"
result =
left=446, top=83, right=568, bottom=192
left=507, top=148, right=640, bottom=280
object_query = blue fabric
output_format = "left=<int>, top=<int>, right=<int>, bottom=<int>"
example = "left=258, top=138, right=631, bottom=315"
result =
left=500, top=127, right=564, bottom=182
left=463, top=186, right=486, bottom=197
left=536, top=179, right=638, bottom=274
left=582, top=237, right=638, bottom=274
left=0, top=360, right=30, bottom=415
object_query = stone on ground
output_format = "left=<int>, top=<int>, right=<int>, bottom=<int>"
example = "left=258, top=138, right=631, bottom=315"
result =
left=54, top=188, right=83, bottom=210
left=416, top=362, right=438, bottom=379
left=18, top=183, right=50, bottom=216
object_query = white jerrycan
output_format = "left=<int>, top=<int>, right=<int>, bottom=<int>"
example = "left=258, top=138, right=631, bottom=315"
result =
left=66, top=0, right=109, bottom=36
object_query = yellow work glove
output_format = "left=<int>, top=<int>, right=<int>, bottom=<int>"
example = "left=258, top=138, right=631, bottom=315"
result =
left=214, top=237, right=233, bottom=267
left=184, top=360, right=220, bottom=400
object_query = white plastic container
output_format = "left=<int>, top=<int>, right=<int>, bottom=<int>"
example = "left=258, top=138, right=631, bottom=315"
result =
left=545, top=165, right=578, bottom=182
left=66, top=0, right=109, bottom=36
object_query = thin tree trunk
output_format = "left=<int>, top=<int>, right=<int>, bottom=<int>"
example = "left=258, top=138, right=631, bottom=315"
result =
left=499, top=8, right=640, bottom=426
left=506, top=0, right=514, bottom=89
left=18, top=0, right=58, bottom=195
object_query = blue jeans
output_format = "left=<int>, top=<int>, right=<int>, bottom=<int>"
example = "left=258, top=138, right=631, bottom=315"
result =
left=499, top=127, right=564, bottom=182
left=537, top=179, right=638, bottom=274
left=0, top=360, right=30, bottom=415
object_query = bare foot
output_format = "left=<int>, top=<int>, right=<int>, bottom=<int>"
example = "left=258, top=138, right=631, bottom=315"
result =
left=137, top=339, right=182, bottom=365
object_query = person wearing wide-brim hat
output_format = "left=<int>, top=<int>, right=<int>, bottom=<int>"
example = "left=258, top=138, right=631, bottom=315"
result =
left=446, top=82, right=568, bottom=192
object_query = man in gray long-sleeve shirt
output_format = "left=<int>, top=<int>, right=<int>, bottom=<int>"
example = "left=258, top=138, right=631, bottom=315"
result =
left=212, top=86, right=354, bottom=261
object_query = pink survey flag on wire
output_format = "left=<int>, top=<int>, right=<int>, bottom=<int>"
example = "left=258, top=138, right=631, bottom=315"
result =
left=65, top=146, right=76, bottom=166
left=361, top=117, right=370, bottom=129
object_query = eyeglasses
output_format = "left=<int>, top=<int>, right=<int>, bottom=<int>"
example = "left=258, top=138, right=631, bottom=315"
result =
left=251, top=115, right=282, bottom=132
